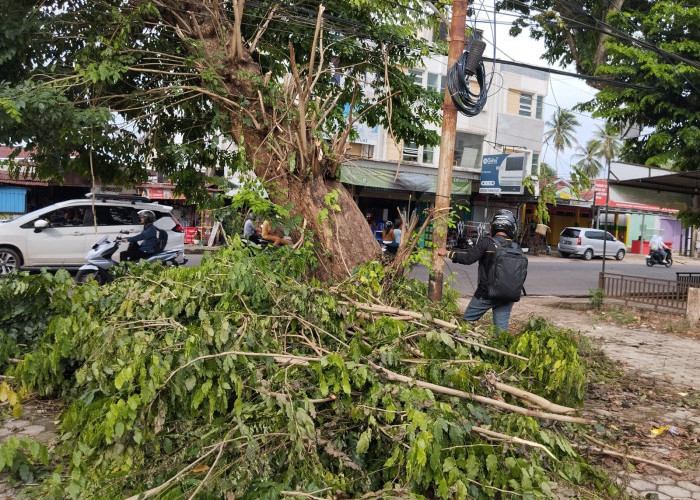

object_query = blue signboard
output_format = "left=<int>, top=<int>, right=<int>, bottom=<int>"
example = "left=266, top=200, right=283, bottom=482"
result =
left=480, top=154, right=507, bottom=194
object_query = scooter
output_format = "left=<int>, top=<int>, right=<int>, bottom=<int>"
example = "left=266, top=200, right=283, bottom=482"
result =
left=75, top=233, right=187, bottom=285
left=646, top=250, right=673, bottom=268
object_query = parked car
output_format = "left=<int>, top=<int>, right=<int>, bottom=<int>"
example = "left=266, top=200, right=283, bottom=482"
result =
left=557, top=227, right=626, bottom=261
left=0, top=194, right=185, bottom=275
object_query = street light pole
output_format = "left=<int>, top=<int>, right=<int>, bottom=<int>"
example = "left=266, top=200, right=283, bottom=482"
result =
left=428, top=0, right=468, bottom=302
left=601, top=159, right=611, bottom=275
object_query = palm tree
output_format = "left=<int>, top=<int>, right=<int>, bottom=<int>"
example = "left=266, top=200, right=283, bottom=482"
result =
left=544, top=108, right=580, bottom=178
left=594, top=121, right=622, bottom=178
left=572, top=139, right=604, bottom=178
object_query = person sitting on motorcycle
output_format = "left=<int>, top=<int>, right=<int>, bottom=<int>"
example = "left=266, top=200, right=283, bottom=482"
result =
left=243, top=214, right=264, bottom=244
left=120, top=210, right=159, bottom=262
left=261, top=218, right=293, bottom=246
left=382, top=221, right=395, bottom=244
left=649, top=234, right=670, bottom=264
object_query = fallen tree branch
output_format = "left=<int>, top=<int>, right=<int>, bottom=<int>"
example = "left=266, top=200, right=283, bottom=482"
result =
left=472, top=425, right=557, bottom=460
left=369, top=361, right=594, bottom=425
left=491, top=381, right=576, bottom=414
left=572, top=443, right=683, bottom=475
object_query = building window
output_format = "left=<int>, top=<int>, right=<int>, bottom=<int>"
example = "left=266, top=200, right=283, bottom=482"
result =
left=531, top=153, right=539, bottom=175
left=422, top=145, right=435, bottom=164
left=535, top=96, right=543, bottom=119
left=519, top=93, right=533, bottom=116
left=408, top=70, right=423, bottom=85
left=402, top=142, right=436, bottom=165
left=453, top=132, right=482, bottom=169
left=402, top=142, right=419, bottom=162
left=427, top=73, right=445, bottom=94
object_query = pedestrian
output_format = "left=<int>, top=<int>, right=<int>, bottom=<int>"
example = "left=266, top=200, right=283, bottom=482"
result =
left=120, top=210, right=159, bottom=262
left=438, top=209, right=528, bottom=333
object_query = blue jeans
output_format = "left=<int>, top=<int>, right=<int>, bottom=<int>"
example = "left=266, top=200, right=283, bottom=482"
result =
left=463, top=296, right=514, bottom=333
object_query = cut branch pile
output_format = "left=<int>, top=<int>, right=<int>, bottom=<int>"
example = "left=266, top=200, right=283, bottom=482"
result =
left=2, top=244, right=618, bottom=499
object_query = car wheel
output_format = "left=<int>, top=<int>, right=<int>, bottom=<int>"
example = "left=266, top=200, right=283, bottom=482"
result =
left=582, top=249, right=594, bottom=261
left=0, top=248, right=21, bottom=275
left=615, top=249, right=625, bottom=261
left=560, top=252, right=570, bottom=258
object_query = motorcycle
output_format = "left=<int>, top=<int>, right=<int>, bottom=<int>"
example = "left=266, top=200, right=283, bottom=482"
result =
left=646, top=250, right=673, bottom=268
left=75, top=233, right=187, bottom=285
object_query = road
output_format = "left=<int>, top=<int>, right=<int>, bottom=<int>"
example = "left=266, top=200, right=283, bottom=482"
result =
left=408, top=252, right=700, bottom=297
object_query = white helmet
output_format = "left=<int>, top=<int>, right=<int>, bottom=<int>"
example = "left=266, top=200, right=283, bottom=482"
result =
left=137, top=210, right=155, bottom=224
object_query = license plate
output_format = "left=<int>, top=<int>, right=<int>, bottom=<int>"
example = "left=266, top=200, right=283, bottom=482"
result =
left=562, top=239, right=572, bottom=245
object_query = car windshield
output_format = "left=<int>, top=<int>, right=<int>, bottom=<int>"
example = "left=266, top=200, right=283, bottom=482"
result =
left=561, top=228, right=580, bottom=238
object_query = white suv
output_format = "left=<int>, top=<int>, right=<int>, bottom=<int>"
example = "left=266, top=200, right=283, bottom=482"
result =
left=0, top=194, right=185, bottom=274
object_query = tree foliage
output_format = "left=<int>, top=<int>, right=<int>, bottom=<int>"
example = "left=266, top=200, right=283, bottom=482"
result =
left=497, top=0, right=700, bottom=171
left=0, top=0, right=446, bottom=277
left=0, top=247, right=617, bottom=499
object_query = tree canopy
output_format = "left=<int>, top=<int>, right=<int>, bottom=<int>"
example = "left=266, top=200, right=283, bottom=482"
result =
left=0, top=0, right=446, bottom=277
left=497, top=0, right=700, bottom=171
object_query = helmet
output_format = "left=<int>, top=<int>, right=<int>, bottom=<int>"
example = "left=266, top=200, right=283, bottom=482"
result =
left=137, top=210, right=156, bottom=224
left=384, top=221, right=393, bottom=228
left=490, top=209, right=516, bottom=239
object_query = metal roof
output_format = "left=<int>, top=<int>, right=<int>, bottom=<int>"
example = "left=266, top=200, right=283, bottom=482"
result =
left=611, top=170, right=700, bottom=197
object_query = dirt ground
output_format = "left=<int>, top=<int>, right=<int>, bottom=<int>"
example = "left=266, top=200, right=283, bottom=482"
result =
left=508, top=296, right=700, bottom=490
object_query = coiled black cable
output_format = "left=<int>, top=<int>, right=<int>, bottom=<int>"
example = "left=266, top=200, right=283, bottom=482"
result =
left=447, top=42, right=488, bottom=117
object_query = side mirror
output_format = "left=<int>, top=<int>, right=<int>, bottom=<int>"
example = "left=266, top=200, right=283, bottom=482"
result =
left=33, top=219, right=49, bottom=232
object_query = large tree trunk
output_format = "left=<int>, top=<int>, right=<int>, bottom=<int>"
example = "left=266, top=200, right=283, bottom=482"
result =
left=159, top=1, right=382, bottom=279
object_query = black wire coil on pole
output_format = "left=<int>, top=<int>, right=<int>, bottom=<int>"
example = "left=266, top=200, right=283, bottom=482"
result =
left=447, top=39, right=488, bottom=117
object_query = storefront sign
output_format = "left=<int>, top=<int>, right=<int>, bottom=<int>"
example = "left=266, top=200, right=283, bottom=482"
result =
left=340, top=164, right=471, bottom=195
left=589, top=180, right=683, bottom=213
left=479, top=154, right=507, bottom=194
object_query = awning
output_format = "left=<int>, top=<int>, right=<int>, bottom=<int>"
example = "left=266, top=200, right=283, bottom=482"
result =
left=341, top=160, right=473, bottom=196
left=586, top=179, right=690, bottom=214
left=613, top=170, right=700, bottom=197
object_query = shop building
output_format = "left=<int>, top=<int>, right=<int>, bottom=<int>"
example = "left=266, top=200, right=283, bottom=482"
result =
left=340, top=56, right=549, bottom=243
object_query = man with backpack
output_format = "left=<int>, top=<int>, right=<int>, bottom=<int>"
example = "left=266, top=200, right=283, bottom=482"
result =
left=120, top=209, right=161, bottom=262
left=438, top=209, right=528, bottom=332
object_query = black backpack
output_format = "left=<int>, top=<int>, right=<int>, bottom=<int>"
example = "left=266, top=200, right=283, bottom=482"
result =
left=155, top=228, right=168, bottom=253
left=485, top=236, right=528, bottom=302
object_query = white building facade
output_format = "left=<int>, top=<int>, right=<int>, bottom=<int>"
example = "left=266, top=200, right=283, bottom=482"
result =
left=340, top=53, right=549, bottom=237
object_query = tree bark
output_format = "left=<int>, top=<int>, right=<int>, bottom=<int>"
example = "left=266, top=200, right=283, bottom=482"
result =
left=158, top=0, right=381, bottom=279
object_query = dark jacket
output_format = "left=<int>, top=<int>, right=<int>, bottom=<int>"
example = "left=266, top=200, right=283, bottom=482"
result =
left=448, top=235, right=511, bottom=300
left=126, top=224, right=158, bottom=255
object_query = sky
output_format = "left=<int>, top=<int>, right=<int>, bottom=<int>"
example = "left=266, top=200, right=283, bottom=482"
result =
left=471, top=2, right=604, bottom=179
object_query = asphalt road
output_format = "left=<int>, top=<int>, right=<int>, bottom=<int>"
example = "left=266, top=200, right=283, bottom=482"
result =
left=409, top=252, right=700, bottom=297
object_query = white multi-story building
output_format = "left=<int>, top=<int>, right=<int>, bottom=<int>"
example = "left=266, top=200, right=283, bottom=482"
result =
left=340, top=50, right=549, bottom=234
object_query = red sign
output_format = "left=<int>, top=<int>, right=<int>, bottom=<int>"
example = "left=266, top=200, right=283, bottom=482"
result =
left=184, top=227, right=199, bottom=244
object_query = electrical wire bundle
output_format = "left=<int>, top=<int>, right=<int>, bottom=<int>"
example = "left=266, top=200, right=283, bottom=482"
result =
left=447, top=38, right=488, bottom=117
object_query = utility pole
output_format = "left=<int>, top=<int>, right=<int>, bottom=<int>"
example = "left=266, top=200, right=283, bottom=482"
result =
left=428, top=0, right=468, bottom=302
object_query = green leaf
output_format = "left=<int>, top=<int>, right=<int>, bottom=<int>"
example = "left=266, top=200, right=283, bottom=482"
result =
left=356, top=428, right=372, bottom=455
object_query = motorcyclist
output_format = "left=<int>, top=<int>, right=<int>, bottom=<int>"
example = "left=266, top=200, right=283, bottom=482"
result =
left=649, top=234, right=670, bottom=264
left=120, top=210, right=159, bottom=262
left=243, top=214, right=264, bottom=244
